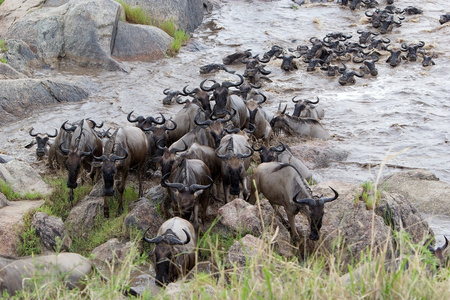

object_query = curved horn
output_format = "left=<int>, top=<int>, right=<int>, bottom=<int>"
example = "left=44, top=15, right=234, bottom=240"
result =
left=200, top=79, right=220, bottom=92
left=151, top=113, right=166, bottom=125
left=365, top=11, right=374, bottom=17
left=222, top=74, right=244, bottom=88
left=270, top=142, right=286, bottom=153
left=320, top=187, right=339, bottom=203
left=110, top=147, right=128, bottom=162
left=417, top=41, right=425, bottom=48
left=167, top=229, right=191, bottom=245
left=163, top=88, right=170, bottom=95
left=143, top=235, right=164, bottom=244
left=251, top=142, right=263, bottom=152
left=127, top=111, right=140, bottom=123
left=163, top=119, right=177, bottom=131
left=236, top=146, right=254, bottom=159
left=59, top=141, right=70, bottom=155
left=47, top=129, right=58, bottom=138
left=165, top=181, right=186, bottom=192
left=281, top=104, right=287, bottom=115
left=256, top=92, right=267, bottom=104
left=183, top=85, right=196, bottom=96
left=29, top=128, right=38, bottom=137
left=306, top=97, right=320, bottom=105
left=293, top=194, right=316, bottom=206
left=292, top=95, right=302, bottom=103
left=93, top=154, right=107, bottom=161
left=438, top=236, right=449, bottom=251
left=189, top=182, right=212, bottom=193
left=223, top=127, right=240, bottom=134
left=194, top=111, right=213, bottom=126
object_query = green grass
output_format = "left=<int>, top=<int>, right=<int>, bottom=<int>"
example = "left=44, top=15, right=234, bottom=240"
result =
left=0, top=179, right=44, bottom=200
left=17, top=209, right=42, bottom=256
left=115, top=0, right=190, bottom=55
left=0, top=1, right=4, bottom=7
left=0, top=39, right=7, bottom=52
left=354, top=181, right=381, bottom=210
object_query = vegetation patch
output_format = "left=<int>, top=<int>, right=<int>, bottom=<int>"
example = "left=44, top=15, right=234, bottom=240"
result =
left=0, top=39, right=7, bottom=52
left=116, top=0, right=189, bottom=55
left=0, top=0, right=4, bottom=7
left=354, top=181, right=381, bottom=210
left=0, top=179, right=44, bottom=200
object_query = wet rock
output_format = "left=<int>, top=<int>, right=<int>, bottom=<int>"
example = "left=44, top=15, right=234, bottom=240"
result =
left=145, top=184, right=168, bottom=207
left=217, top=198, right=294, bottom=258
left=0, top=78, right=89, bottom=125
left=305, top=180, right=433, bottom=268
left=376, top=191, right=433, bottom=243
left=43, top=0, right=71, bottom=7
left=0, top=160, right=52, bottom=197
left=381, top=169, right=450, bottom=216
left=0, top=62, right=28, bottom=80
left=0, top=0, right=44, bottom=37
left=112, top=21, right=173, bottom=62
left=65, top=196, right=103, bottom=237
left=290, top=141, right=349, bottom=170
left=0, top=193, right=9, bottom=209
left=0, top=154, right=13, bottom=163
left=5, top=0, right=126, bottom=71
left=2, top=40, right=42, bottom=77
left=0, top=200, right=44, bottom=255
left=31, top=212, right=71, bottom=252
left=124, top=198, right=164, bottom=235
left=130, top=0, right=204, bottom=33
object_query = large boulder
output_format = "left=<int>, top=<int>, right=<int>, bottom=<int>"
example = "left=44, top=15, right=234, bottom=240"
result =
left=4, top=0, right=126, bottom=71
left=0, top=78, right=90, bottom=125
left=0, top=62, right=28, bottom=80
left=304, top=181, right=433, bottom=268
left=123, top=197, right=164, bottom=235
left=112, top=21, right=173, bottom=62
left=2, top=39, right=42, bottom=77
left=31, top=212, right=72, bottom=253
left=0, top=193, right=9, bottom=209
left=65, top=196, right=104, bottom=237
left=127, top=0, right=204, bottom=33
left=217, top=198, right=294, bottom=258
left=0, top=160, right=52, bottom=197
left=381, top=169, right=450, bottom=216
left=0, top=200, right=44, bottom=255
left=0, top=0, right=44, bottom=37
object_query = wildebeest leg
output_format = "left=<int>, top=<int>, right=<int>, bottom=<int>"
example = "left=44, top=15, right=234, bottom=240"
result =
left=242, top=177, right=249, bottom=201
left=68, top=188, right=74, bottom=205
left=223, top=180, right=230, bottom=203
left=193, top=204, right=199, bottom=233
left=103, top=196, right=110, bottom=218
left=286, top=206, right=300, bottom=240
left=117, top=170, right=128, bottom=215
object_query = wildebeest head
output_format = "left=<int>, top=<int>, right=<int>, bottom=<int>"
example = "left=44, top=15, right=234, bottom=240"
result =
left=144, top=228, right=191, bottom=286
left=142, top=115, right=177, bottom=158
left=217, top=146, right=253, bottom=195
left=252, top=142, right=286, bottom=163
left=60, top=143, right=93, bottom=189
left=165, top=181, right=212, bottom=219
left=439, top=14, right=450, bottom=25
left=94, top=145, right=128, bottom=196
left=159, top=142, right=188, bottom=187
left=200, top=74, right=244, bottom=118
left=292, top=96, right=319, bottom=117
left=222, top=49, right=252, bottom=65
left=427, top=236, right=449, bottom=268
left=162, top=88, right=185, bottom=105
left=294, top=187, right=339, bottom=240
left=25, top=128, right=58, bottom=159
left=401, top=41, right=425, bottom=62
left=277, top=52, right=299, bottom=71
left=183, top=85, right=212, bottom=114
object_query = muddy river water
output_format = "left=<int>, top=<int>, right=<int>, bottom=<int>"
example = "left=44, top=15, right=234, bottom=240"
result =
left=1, top=0, right=449, bottom=244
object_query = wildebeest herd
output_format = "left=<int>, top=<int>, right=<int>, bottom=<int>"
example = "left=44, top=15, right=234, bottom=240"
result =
left=13, top=0, right=448, bottom=292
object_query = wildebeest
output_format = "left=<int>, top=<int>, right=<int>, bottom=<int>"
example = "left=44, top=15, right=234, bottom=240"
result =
left=161, top=88, right=185, bottom=105
left=164, top=158, right=212, bottom=231
left=252, top=142, right=316, bottom=184
left=439, top=13, right=450, bottom=25
left=94, top=127, right=149, bottom=217
left=47, top=121, right=77, bottom=169
left=143, top=217, right=196, bottom=287
left=60, top=119, right=103, bottom=203
left=292, top=96, right=324, bottom=120
left=353, top=53, right=379, bottom=76
left=401, top=41, right=425, bottom=62
left=420, top=51, right=436, bottom=67
left=337, top=64, right=365, bottom=85
left=248, top=162, right=338, bottom=240
left=25, top=127, right=58, bottom=160
left=244, top=97, right=273, bottom=146
left=199, top=63, right=235, bottom=74
left=386, top=46, right=406, bottom=67
left=0, top=253, right=92, bottom=296
left=276, top=51, right=299, bottom=71
left=200, top=74, right=248, bottom=129
left=222, top=49, right=252, bottom=65
left=216, top=133, right=253, bottom=203
left=270, top=104, right=330, bottom=140
left=357, top=29, right=379, bottom=45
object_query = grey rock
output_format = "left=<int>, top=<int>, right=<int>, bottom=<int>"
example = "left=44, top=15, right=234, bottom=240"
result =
left=0, top=193, right=9, bottom=209
left=0, top=160, right=52, bottom=197
left=124, top=198, right=164, bottom=236
left=0, top=0, right=44, bottom=37
left=43, top=0, right=71, bottom=7
left=3, top=39, right=42, bottom=76
left=217, top=198, right=294, bottom=258
left=127, top=0, right=204, bottom=33
left=0, top=62, right=28, bottom=80
left=0, top=200, right=44, bottom=256
left=65, top=196, right=104, bottom=237
left=381, top=169, right=450, bottom=216
left=112, top=21, right=173, bottom=62
left=0, top=78, right=89, bottom=125
left=92, top=238, right=135, bottom=267
left=31, top=212, right=71, bottom=252
left=0, top=155, right=13, bottom=163
left=227, top=234, right=265, bottom=266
